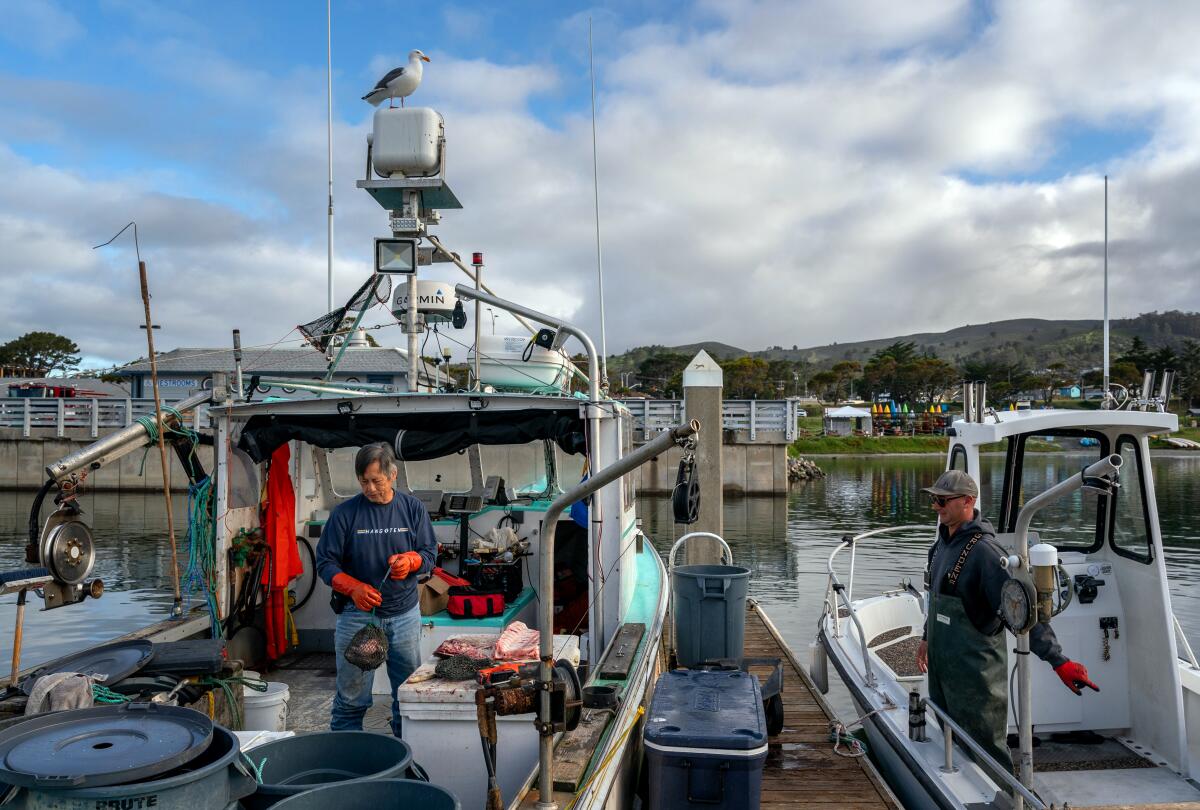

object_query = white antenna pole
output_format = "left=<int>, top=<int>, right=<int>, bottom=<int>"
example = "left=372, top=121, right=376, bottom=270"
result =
left=325, top=0, right=335, bottom=312
left=589, top=19, right=609, bottom=386
left=1102, top=175, right=1110, bottom=409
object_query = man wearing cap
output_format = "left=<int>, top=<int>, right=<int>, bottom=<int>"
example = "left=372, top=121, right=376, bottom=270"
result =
left=915, top=469, right=1098, bottom=770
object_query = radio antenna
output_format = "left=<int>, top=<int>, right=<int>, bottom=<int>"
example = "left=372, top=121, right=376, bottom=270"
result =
left=589, top=18, right=609, bottom=386
left=325, top=0, right=335, bottom=312
left=1102, top=175, right=1110, bottom=409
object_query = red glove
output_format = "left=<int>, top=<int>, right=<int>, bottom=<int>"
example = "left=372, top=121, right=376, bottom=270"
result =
left=387, top=551, right=424, bottom=580
left=1054, top=660, right=1099, bottom=695
left=331, top=573, right=382, bottom=612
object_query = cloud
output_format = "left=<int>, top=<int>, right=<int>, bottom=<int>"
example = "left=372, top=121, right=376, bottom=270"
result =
left=4, top=0, right=1200, bottom=371
left=0, top=1, right=84, bottom=56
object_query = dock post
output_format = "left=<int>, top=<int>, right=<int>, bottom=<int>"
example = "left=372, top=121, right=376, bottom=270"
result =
left=683, top=350, right=724, bottom=564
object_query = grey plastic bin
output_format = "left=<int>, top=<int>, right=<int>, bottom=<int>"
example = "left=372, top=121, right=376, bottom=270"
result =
left=672, top=563, right=750, bottom=667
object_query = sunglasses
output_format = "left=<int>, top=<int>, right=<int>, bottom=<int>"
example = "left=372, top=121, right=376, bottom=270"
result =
left=929, top=494, right=966, bottom=507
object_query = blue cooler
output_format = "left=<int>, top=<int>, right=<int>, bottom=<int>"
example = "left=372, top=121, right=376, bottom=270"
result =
left=644, top=669, right=768, bottom=810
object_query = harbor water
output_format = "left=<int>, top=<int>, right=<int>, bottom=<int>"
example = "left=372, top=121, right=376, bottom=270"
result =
left=2, top=453, right=1199, bottom=720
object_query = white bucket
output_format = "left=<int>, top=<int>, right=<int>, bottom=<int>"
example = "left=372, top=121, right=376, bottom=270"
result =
left=244, top=681, right=289, bottom=732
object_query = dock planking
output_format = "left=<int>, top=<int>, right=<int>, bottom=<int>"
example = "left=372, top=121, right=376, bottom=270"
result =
left=524, top=600, right=900, bottom=808
left=746, top=600, right=900, bottom=809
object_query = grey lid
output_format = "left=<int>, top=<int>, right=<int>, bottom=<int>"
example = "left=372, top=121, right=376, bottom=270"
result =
left=0, top=704, right=213, bottom=788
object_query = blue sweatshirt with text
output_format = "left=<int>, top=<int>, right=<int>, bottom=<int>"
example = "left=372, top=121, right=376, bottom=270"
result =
left=315, top=492, right=437, bottom=617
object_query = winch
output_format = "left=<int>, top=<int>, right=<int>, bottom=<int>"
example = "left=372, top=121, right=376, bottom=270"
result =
left=30, top=499, right=103, bottom=610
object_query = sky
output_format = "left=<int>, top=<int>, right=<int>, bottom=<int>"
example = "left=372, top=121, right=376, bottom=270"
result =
left=2, top=0, right=1200, bottom=370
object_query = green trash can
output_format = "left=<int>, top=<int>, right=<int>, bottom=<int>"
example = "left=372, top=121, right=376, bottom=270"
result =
left=672, top=564, right=751, bottom=667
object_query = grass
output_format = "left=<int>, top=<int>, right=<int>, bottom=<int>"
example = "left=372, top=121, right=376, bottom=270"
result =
left=1150, top=425, right=1200, bottom=450
left=789, top=435, right=1061, bottom=456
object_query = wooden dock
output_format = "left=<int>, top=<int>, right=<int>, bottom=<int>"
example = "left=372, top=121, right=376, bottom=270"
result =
left=746, top=599, right=901, bottom=810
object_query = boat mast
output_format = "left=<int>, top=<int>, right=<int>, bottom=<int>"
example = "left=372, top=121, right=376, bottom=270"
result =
left=589, top=19, right=608, bottom=386
left=326, top=0, right=335, bottom=312
left=1102, top=175, right=1109, bottom=409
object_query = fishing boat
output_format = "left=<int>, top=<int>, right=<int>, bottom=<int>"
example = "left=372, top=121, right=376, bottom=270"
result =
left=9, top=101, right=700, bottom=810
left=815, top=379, right=1200, bottom=809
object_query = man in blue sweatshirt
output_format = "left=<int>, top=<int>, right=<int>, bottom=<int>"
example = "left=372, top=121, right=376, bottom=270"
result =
left=315, top=442, right=437, bottom=735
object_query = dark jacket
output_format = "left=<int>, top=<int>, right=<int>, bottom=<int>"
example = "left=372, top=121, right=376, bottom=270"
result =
left=923, top=512, right=1066, bottom=668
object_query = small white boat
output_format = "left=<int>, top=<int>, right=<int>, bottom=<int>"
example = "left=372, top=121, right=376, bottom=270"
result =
left=816, top=383, right=1200, bottom=809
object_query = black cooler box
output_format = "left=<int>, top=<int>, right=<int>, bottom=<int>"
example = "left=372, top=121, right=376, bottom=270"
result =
left=644, top=669, right=768, bottom=809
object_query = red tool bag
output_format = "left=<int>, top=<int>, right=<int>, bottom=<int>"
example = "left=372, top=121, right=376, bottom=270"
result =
left=446, top=586, right=505, bottom=619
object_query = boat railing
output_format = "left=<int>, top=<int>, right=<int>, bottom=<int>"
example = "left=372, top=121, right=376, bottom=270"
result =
left=822, top=525, right=931, bottom=689
left=920, top=697, right=1048, bottom=810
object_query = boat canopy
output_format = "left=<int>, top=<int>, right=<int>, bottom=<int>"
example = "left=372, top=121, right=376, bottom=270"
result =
left=237, top=407, right=586, bottom=463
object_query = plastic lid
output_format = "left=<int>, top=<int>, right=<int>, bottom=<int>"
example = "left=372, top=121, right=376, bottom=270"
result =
left=0, top=704, right=214, bottom=788
left=644, top=670, right=766, bottom=751
left=20, top=639, right=154, bottom=696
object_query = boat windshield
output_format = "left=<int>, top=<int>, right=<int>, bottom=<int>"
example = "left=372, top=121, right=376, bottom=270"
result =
left=999, top=429, right=1111, bottom=552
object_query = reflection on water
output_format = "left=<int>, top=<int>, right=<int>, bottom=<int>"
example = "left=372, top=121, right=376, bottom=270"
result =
left=1, top=452, right=1197, bottom=679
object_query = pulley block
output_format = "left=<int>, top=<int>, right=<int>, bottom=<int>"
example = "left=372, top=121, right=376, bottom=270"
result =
left=672, top=453, right=700, bottom=524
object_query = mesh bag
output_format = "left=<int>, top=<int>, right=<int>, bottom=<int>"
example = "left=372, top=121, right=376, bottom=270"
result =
left=298, top=274, right=390, bottom=353
left=344, top=622, right=389, bottom=670
left=434, top=655, right=493, bottom=681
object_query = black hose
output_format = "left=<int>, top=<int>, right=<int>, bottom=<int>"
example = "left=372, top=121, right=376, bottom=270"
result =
left=26, top=479, right=55, bottom=563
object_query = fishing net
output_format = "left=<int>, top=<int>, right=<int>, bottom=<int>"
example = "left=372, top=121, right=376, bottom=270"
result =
left=344, top=623, right=389, bottom=671
left=298, top=274, right=391, bottom=353
left=434, top=655, right=493, bottom=681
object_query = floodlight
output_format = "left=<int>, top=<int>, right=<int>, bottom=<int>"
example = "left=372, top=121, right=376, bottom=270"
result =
left=375, top=238, right=418, bottom=275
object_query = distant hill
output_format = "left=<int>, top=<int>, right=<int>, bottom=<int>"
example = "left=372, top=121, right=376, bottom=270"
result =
left=610, top=311, right=1200, bottom=373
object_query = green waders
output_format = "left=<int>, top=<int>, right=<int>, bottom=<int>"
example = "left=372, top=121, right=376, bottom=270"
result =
left=926, top=588, right=1013, bottom=773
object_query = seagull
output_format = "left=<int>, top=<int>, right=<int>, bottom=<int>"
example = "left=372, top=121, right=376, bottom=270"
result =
left=363, top=50, right=430, bottom=108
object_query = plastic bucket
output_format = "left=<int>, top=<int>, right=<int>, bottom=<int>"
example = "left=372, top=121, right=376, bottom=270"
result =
left=243, top=681, right=289, bottom=731
left=241, top=732, right=413, bottom=810
left=270, top=778, right=460, bottom=810
left=672, top=564, right=751, bottom=667
left=10, top=725, right=256, bottom=810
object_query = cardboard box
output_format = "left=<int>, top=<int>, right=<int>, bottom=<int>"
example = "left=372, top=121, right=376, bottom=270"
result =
left=419, top=574, right=452, bottom=615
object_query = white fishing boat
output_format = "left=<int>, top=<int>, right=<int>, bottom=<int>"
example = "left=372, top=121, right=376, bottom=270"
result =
left=815, top=379, right=1200, bottom=809
left=12, top=101, right=701, bottom=810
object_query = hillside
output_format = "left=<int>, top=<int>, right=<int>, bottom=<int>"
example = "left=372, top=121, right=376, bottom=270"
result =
left=610, top=311, right=1200, bottom=373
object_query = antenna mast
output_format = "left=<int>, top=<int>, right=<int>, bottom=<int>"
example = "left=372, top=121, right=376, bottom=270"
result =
left=1102, top=175, right=1110, bottom=409
left=589, top=19, right=608, bottom=386
left=325, top=0, right=335, bottom=312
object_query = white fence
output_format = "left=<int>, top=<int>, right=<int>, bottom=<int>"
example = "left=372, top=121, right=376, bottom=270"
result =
left=620, top=399, right=801, bottom=442
left=0, top=398, right=207, bottom=438
left=2, top=396, right=801, bottom=443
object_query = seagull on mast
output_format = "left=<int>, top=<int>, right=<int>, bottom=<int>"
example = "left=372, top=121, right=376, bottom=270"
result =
left=363, top=50, right=430, bottom=108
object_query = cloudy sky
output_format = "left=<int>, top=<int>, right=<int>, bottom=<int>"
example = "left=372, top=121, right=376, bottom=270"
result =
left=2, top=0, right=1199, bottom=369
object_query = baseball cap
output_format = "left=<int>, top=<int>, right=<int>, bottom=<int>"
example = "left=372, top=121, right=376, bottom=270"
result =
left=921, top=470, right=979, bottom=498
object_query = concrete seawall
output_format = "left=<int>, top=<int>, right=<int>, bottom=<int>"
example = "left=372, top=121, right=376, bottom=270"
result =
left=3, top=428, right=789, bottom=495
left=0, top=431, right=215, bottom=491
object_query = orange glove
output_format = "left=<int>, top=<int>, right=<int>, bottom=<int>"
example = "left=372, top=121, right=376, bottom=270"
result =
left=1054, top=660, right=1099, bottom=695
left=387, top=551, right=425, bottom=580
left=332, top=572, right=382, bottom=612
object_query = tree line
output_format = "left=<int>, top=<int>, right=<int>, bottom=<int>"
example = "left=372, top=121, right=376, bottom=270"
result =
left=616, top=337, right=1200, bottom=409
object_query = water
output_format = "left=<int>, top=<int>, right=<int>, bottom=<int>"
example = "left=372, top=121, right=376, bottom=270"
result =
left=1, top=453, right=1198, bottom=694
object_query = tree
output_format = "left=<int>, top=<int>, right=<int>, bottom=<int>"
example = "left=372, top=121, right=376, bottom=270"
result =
left=1117, top=336, right=1152, bottom=372
left=830, top=361, right=862, bottom=402
left=809, top=370, right=838, bottom=402
left=636, top=352, right=689, bottom=397
left=0, top=332, right=81, bottom=376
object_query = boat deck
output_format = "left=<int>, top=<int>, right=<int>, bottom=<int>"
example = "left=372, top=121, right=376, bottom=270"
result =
left=746, top=601, right=901, bottom=810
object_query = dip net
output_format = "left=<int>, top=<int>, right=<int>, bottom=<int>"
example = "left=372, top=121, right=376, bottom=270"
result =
left=298, top=274, right=391, bottom=353
left=344, top=623, right=389, bottom=671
